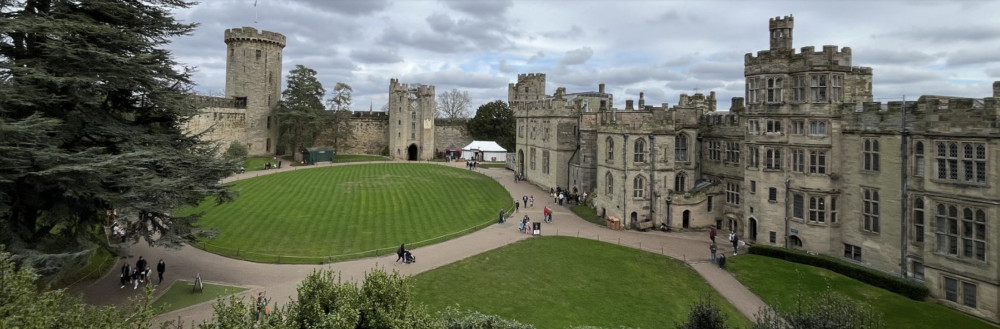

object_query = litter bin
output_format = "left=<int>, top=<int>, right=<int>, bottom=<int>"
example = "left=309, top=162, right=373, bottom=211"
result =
left=606, top=216, right=620, bottom=230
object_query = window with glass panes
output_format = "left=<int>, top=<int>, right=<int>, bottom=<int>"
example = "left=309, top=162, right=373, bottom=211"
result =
left=811, top=75, right=827, bottom=102
left=605, top=172, right=614, bottom=195
left=765, top=148, right=782, bottom=169
left=606, top=137, right=614, bottom=163
left=863, top=188, right=879, bottom=233
left=791, top=120, right=805, bottom=135
left=633, top=176, right=645, bottom=198
left=791, top=149, right=805, bottom=172
left=793, top=75, right=806, bottom=102
left=914, top=141, right=925, bottom=177
left=809, top=150, right=827, bottom=173
left=725, top=142, right=740, bottom=164
left=863, top=139, right=880, bottom=171
left=726, top=182, right=740, bottom=205
left=913, top=198, right=924, bottom=243
left=831, top=74, right=843, bottom=102
left=633, top=139, right=646, bottom=163
left=767, top=77, right=782, bottom=103
left=809, top=121, right=827, bottom=135
left=809, top=196, right=826, bottom=222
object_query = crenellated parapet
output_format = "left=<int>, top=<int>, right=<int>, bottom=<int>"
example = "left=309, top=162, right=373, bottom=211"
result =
left=840, top=91, right=1000, bottom=135
left=224, top=27, right=286, bottom=47
left=745, top=45, right=861, bottom=75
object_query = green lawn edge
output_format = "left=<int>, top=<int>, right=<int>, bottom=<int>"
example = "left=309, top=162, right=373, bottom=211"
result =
left=411, top=236, right=751, bottom=329
left=727, top=254, right=997, bottom=329
left=152, top=280, right=248, bottom=315
left=186, top=163, right=513, bottom=264
left=570, top=204, right=604, bottom=226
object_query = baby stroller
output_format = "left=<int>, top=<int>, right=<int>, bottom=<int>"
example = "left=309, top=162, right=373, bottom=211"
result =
left=403, top=250, right=416, bottom=264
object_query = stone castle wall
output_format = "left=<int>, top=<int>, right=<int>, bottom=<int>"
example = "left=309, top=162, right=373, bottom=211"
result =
left=185, top=106, right=247, bottom=150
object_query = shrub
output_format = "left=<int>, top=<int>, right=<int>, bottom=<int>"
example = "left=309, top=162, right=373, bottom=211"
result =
left=747, top=245, right=929, bottom=300
left=676, top=296, right=731, bottom=329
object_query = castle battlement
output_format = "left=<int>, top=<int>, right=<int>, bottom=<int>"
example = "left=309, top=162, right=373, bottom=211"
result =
left=224, top=27, right=286, bottom=47
left=769, top=15, right=793, bottom=29
left=745, top=45, right=853, bottom=67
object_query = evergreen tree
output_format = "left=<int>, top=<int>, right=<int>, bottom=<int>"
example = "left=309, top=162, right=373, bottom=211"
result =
left=274, top=64, right=327, bottom=154
left=467, top=100, right=516, bottom=151
left=325, top=82, right=354, bottom=152
left=0, top=0, right=236, bottom=279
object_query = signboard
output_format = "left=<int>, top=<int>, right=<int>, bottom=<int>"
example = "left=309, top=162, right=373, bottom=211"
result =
left=790, top=228, right=799, bottom=234
left=532, top=222, right=541, bottom=236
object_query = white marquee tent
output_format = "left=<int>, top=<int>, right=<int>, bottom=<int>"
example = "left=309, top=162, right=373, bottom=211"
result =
left=461, top=140, right=507, bottom=162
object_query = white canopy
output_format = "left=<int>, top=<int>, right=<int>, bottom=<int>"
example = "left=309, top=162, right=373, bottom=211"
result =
left=461, top=140, right=507, bottom=162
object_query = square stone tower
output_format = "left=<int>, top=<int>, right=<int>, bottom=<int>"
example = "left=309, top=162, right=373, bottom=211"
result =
left=387, top=79, right=436, bottom=160
left=224, top=27, right=285, bottom=156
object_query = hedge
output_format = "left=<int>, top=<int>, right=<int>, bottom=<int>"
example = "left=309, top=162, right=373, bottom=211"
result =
left=747, top=245, right=929, bottom=300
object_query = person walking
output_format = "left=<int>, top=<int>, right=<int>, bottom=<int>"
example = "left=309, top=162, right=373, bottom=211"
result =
left=396, top=244, right=406, bottom=262
left=710, top=243, right=718, bottom=264
left=515, top=201, right=520, bottom=213
left=522, top=195, right=528, bottom=208
left=156, top=259, right=166, bottom=284
left=732, top=234, right=740, bottom=255
left=498, top=209, right=505, bottom=224
left=120, top=263, right=130, bottom=288
left=709, top=226, right=717, bottom=243
left=529, top=195, right=534, bottom=208
left=135, top=256, right=147, bottom=284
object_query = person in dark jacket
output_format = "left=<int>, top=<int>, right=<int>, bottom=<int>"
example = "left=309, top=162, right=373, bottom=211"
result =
left=156, top=259, right=166, bottom=284
left=396, top=244, right=406, bottom=262
left=120, top=263, right=131, bottom=288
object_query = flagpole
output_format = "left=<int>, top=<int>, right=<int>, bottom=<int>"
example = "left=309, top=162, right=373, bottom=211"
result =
left=254, top=0, right=259, bottom=24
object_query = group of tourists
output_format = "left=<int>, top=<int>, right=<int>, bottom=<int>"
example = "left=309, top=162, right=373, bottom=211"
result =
left=465, top=160, right=479, bottom=170
left=119, top=256, right=165, bottom=289
left=708, top=226, right=743, bottom=268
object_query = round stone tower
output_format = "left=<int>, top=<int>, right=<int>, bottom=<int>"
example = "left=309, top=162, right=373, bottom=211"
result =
left=224, top=27, right=285, bottom=155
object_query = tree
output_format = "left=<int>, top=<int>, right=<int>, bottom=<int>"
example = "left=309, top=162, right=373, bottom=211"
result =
left=467, top=100, right=516, bottom=150
left=0, top=0, right=236, bottom=279
left=325, top=82, right=355, bottom=152
left=676, top=296, right=731, bottom=329
left=437, top=88, right=471, bottom=119
left=274, top=65, right=327, bottom=154
left=224, top=140, right=249, bottom=165
left=0, top=248, right=159, bottom=328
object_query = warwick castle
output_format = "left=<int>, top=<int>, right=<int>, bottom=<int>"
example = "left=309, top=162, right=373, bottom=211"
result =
left=187, top=18, right=1000, bottom=322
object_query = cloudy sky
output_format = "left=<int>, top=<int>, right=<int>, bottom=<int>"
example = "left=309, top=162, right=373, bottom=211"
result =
left=168, top=0, right=1000, bottom=114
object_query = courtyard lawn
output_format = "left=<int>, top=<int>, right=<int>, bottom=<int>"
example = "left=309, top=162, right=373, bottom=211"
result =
left=570, top=204, right=604, bottom=226
left=727, top=255, right=997, bottom=329
left=245, top=156, right=279, bottom=171
left=477, top=162, right=507, bottom=169
left=334, top=154, right=389, bottom=163
left=410, top=236, right=751, bottom=329
left=152, top=280, right=247, bottom=315
left=184, top=163, right=511, bottom=263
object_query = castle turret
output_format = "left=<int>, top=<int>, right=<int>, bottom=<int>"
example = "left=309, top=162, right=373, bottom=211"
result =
left=387, top=79, right=436, bottom=160
left=769, top=15, right=793, bottom=51
left=994, top=81, right=1000, bottom=98
left=224, top=27, right=285, bottom=155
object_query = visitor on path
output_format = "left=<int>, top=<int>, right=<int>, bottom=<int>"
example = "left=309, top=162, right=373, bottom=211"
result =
left=132, top=267, right=142, bottom=289
left=732, top=234, right=740, bottom=255
left=582, top=191, right=588, bottom=205
left=498, top=209, right=505, bottom=224
left=156, top=259, right=166, bottom=284
left=552, top=192, right=557, bottom=203
left=709, top=226, right=717, bottom=243
left=256, top=292, right=268, bottom=321
left=529, top=195, right=534, bottom=208
left=558, top=192, right=565, bottom=205
left=135, top=256, right=147, bottom=284
left=522, top=195, right=528, bottom=208
left=543, top=206, right=552, bottom=223
left=718, top=254, right=727, bottom=269
left=710, top=243, right=717, bottom=264
left=120, top=263, right=130, bottom=288
left=396, top=244, right=406, bottom=262
left=515, top=201, right=520, bottom=213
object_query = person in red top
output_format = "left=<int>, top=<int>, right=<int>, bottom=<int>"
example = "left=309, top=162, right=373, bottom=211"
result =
left=543, top=206, right=551, bottom=223
left=709, top=226, right=717, bottom=243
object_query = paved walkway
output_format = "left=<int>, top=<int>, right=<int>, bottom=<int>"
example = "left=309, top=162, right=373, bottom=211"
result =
left=76, top=160, right=768, bottom=327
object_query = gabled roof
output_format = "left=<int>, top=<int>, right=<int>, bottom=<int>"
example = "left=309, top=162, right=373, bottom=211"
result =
left=461, top=140, right=507, bottom=152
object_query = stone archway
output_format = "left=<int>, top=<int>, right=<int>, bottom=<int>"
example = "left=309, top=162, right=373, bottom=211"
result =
left=789, top=235, right=803, bottom=249
left=749, top=217, right=758, bottom=241
left=407, top=144, right=418, bottom=161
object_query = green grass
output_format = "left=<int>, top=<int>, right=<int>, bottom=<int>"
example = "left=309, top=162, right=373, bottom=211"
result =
left=411, top=236, right=750, bottom=329
left=570, top=204, right=604, bottom=226
left=184, top=163, right=511, bottom=263
left=52, top=247, right=115, bottom=289
left=334, top=154, right=389, bottom=163
left=727, top=255, right=997, bottom=329
left=152, top=280, right=248, bottom=315
left=245, top=156, right=279, bottom=171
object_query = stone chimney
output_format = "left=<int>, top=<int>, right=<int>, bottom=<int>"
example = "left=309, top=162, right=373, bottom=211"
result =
left=626, top=100, right=634, bottom=110
left=638, top=92, right=645, bottom=109
left=993, top=81, right=1000, bottom=98
left=599, top=83, right=606, bottom=94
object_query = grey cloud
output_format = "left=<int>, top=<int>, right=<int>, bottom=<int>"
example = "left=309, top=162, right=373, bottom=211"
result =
left=528, top=51, right=545, bottom=64
left=442, top=0, right=513, bottom=17
left=559, top=47, right=594, bottom=66
left=542, top=25, right=583, bottom=39
left=871, top=66, right=942, bottom=84
left=663, top=54, right=697, bottom=67
left=379, top=27, right=472, bottom=53
left=402, top=70, right=508, bottom=89
left=498, top=59, right=518, bottom=74
left=290, top=0, right=390, bottom=16
left=664, top=79, right=726, bottom=92
left=875, top=26, right=1000, bottom=43
left=349, top=49, right=403, bottom=64
left=646, top=10, right=702, bottom=24
left=874, top=80, right=991, bottom=100
left=987, top=67, right=1000, bottom=78
left=855, top=49, right=941, bottom=65
left=685, top=61, right=744, bottom=81
left=553, top=66, right=685, bottom=88
left=946, top=49, right=1000, bottom=66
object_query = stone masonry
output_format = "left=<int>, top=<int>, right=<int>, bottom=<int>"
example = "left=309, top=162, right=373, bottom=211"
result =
left=514, top=16, right=1000, bottom=323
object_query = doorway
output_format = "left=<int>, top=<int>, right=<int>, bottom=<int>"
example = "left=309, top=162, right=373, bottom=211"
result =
left=749, top=218, right=758, bottom=241
left=518, top=150, right=525, bottom=175
left=682, top=210, right=690, bottom=228
left=407, top=144, right=418, bottom=161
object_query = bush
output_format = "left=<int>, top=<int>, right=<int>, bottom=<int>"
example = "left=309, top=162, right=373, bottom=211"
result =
left=747, top=245, right=929, bottom=300
left=676, top=296, right=731, bottom=329
left=224, top=140, right=249, bottom=163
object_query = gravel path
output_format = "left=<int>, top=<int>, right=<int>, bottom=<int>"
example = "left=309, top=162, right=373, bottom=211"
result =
left=77, top=160, right=769, bottom=327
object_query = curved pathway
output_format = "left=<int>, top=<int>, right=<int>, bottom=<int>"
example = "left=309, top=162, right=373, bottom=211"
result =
left=77, top=160, right=768, bottom=327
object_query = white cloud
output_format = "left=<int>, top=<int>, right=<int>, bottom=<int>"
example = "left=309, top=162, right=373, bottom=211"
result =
left=559, top=47, right=593, bottom=66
